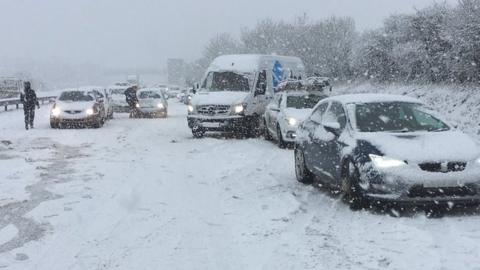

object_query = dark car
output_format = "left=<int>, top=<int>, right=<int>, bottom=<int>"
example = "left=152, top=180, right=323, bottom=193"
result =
left=294, top=94, right=480, bottom=210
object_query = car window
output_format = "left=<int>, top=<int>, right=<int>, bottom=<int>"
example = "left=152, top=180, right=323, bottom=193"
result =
left=310, top=102, right=329, bottom=123
left=323, top=102, right=347, bottom=130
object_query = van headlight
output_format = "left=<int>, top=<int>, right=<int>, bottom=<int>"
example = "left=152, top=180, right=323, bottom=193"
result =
left=369, top=154, right=407, bottom=169
left=188, top=105, right=194, bottom=113
left=86, top=108, right=95, bottom=116
left=287, top=117, right=298, bottom=126
left=51, top=107, right=61, bottom=117
left=157, top=103, right=164, bottom=109
left=233, top=104, right=244, bottom=114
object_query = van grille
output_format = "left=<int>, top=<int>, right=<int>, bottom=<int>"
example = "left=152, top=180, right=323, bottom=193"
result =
left=408, top=185, right=477, bottom=198
left=419, top=162, right=466, bottom=173
left=197, top=105, right=231, bottom=116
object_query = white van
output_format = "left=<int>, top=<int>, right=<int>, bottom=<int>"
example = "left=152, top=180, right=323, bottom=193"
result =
left=187, top=54, right=306, bottom=138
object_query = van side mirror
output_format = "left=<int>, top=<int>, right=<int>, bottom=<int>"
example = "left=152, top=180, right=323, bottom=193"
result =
left=323, top=121, right=341, bottom=136
left=255, top=82, right=266, bottom=96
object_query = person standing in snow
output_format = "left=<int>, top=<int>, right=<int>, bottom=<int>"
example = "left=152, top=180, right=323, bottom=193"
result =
left=124, top=85, right=139, bottom=118
left=20, top=81, right=40, bottom=130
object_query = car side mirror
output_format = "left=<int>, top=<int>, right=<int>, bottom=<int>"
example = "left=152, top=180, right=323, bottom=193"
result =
left=323, top=121, right=341, bottom=136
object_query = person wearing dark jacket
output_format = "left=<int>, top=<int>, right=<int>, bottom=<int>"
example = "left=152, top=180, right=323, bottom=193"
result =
left=124, top=85, right=138, bottom=118
left=20, top=81, right=40, bottom=130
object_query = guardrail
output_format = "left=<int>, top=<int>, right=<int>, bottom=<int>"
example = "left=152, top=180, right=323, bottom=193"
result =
left=0, top=96, right=56, bottom=112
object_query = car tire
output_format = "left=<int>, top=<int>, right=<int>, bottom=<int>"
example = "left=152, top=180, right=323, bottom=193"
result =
left=192, top=125, right=205, bottom=138
left=264, top=119, right=272, bottom=141
left=50, top=121, right=58, bottom=129
left=341, top=161, right=367, bottom=210
left=295, top=147, right=314, bottom=184
left=277, top=124, right=286, bottom=149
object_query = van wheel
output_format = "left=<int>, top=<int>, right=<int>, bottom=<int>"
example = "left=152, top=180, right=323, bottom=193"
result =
left=342, top=161, right=367, bottom=210
left=192, top=125, right=205, bottom=138
left=294, top=147, right=314, bottom=184
left=277, top=125, right=286, bottom=148
left=264, top=119, right=272, bottom=141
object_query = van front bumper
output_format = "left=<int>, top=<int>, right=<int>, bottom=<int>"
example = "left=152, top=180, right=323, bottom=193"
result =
left=187, top=115, right=250, bottom=132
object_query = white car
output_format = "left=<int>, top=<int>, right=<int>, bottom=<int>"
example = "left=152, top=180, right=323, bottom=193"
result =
left=108, top=85, right=130, bottom=113
left=50, top=90, right=106, bottom=128
left=264, top=91, right=327, bottom=148
left=134, top=88, right=168, bottom=118
left=80, top=86, right=113, bottom=120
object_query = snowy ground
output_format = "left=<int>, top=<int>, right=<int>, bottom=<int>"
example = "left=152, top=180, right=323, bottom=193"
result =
left=0, top=101, right=480, bottom=269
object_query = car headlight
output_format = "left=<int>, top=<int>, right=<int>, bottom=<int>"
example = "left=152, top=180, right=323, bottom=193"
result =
left=86, top=108, right=95, bottom=116
left=287, top=117, right=298, bottom=126
left=157, top=103, right=164, bottom=109
left=51, top=107, right=61, bottom=117
left=476, top=157, right=480, bottom=166
left=135, top=103, right=140, bottom=108
left=233, top=104, right=244, bottom=114
left=188, top=105, right=194, bottom=113
left=369, top=154, right=407, bottom=169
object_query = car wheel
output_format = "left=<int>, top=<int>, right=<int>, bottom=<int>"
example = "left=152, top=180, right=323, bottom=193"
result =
left=93, top=117, right=102, bottom=128
left=277, top=124, right=286, bottom=149
left=192, top=125, right=205, bottom=138
left=264, top=119, right=272, bottom=141
left=295, top=147, right=314, bottom=184
left=50, top=121, right=58, bottom=129
left=341, top=161, right=367, bottom=210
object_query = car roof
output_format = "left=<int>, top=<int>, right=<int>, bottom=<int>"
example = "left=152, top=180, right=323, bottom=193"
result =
left=322, top=94, right=422, bottom=105
left=280, top=90, right=326, bottom=97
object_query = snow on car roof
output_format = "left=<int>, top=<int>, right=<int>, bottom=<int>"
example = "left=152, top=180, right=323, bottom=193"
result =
left=326, top=94, right=422, bottom=104
left=208, top=54, right=303, bottom=73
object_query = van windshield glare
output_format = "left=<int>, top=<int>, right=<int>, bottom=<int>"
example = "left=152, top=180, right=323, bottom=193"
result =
left=205, top=71, right=251, bottom=92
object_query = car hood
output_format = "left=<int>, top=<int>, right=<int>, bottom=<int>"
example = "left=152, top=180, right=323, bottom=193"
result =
left=191, top=91, right=248, bottom=106
left=284, top=108, right=312, bottom=123
left=56, top=100, right=96, bottom=111
left=357, top=130, right=480, bottom=163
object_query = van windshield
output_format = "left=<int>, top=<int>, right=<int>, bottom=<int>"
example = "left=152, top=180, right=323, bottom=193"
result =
left=204, top=71, right=251, bottom=92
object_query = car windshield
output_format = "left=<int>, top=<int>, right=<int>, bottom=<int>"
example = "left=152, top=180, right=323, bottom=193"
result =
left=286, top=95, right=325, bottom=109
left=204, top=71, right=251, bottom=92
left=58, top=91, right=94, bottom=102
left=139, top=91, right=162, bottom=99
left=355, top=102, right=450, bottom=132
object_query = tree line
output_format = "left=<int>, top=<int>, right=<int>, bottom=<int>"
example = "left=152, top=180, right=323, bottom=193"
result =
left=185, top=0, right=480, bottom=85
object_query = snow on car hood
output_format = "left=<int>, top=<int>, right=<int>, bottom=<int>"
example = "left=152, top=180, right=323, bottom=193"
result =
left=191, top=91, right=249, bottom=106
left=284, top=108, right=312, bottom=123
left=56, top=100, right=96, bottom=111
left=357, top=130, right=480, bottom=163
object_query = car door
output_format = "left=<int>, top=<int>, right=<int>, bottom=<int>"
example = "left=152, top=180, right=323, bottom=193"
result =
left=253, top=70, right=268, bottom=114
left=265, top=94, right=281, bottom=134
left=316, top=101, right=348, bottom=184
left=302, top=102, right=329, bottom=171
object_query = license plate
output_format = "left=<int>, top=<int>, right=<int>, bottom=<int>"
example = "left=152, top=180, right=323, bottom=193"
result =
left=202, top=122, right=220, bottom=128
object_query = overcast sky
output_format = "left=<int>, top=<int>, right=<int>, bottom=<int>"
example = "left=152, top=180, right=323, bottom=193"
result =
left=0, top=0, right=457, bottom=70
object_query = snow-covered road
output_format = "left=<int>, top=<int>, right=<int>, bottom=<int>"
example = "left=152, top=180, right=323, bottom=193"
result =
left=1, top=102, right=480, bottom=270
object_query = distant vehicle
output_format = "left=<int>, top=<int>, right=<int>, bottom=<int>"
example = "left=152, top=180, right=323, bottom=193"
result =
left=50, top=90, right=106, bottom=128
left=81, top=86, right=113, bottom=120
left=167, top=85, right=182, bottom=99
left=187, top=54, right=306, bottom=138
left=178, top=88, right=195, bottom=104
left=305, top=76, right=332, bottom=92
left=134, top=88, right=168, bottom=118
left=294, top=94, right=480, bottom=210
left=108, top=85, right=130, bottom=113
left=264, top=91, right=327, bottom=148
